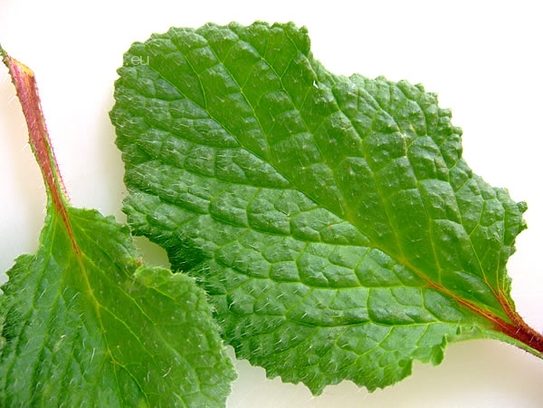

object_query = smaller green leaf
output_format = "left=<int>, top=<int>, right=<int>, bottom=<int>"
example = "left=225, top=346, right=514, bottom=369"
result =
left=0, top=205, right=235, bottom=406
left=0, top=47, right=236, bottom=406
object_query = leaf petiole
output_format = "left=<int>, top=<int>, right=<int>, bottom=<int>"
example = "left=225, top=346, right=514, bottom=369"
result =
left=1, top=47, right=77, bottom=252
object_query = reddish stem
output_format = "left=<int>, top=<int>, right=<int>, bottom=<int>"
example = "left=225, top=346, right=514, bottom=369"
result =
left=1, top=47, right=79, bottom=253
left=496, top=297, right=543, bottom=354
left=428, top=279, right=543, bottom=355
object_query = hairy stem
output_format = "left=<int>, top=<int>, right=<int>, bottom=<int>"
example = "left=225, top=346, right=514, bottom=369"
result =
left=1, top=46, right=78, bottom=253
left=497, top=296, right=543, bottom=355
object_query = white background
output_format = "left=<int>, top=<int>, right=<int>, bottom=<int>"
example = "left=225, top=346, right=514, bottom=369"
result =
left=1, top=1, right=542, bottom=406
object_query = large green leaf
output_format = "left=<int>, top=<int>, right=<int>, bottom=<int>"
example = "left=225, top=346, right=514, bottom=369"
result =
left=0, top=48, right=236, bottom=406
left=110, top=22, right=541, bottom=393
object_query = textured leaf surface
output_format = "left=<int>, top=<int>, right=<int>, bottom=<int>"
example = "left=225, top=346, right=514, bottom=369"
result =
left=0, top=201, right=237, bottom=406
left=111, top=22, right=535, bottom=393
left=0, top=201, right=235, bottom=406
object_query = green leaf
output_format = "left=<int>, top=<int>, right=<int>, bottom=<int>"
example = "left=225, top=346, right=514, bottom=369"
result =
left=0, top=48, right=236, bottom=406
left=0, top=205, right=235, bottom=406
left=110, top=22, right=542, bottom=394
